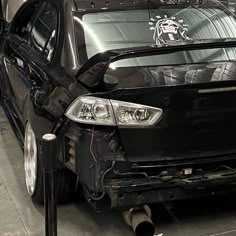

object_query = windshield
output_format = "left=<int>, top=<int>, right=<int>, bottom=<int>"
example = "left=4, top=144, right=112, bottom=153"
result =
left=74, top=1, right=236, bottom=66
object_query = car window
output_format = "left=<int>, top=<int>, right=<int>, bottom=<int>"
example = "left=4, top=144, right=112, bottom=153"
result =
left=9, top=1, right=39, bottom=42
left=30, top=2, right=58, bottom=61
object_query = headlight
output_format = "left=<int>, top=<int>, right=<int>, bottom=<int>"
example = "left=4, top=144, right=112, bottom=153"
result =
left=65, top=96, right=163, bottom=127
left=65, top=96, right=115, bottom=125
left=110, top=100, right=162, bottom=126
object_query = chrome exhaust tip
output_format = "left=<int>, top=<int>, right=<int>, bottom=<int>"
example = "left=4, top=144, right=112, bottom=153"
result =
left=123, top=205, right=155, bottom=236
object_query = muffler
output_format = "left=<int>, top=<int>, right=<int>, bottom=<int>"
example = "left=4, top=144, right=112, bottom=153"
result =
left=122, top=205, right=155, bottom=236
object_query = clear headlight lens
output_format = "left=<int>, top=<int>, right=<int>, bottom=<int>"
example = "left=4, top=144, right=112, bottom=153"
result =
left=65, top=96, right=163, bottom=127
left=65, top=97, right=115, bottom=125
left=110, top=100, right=162, bottom=126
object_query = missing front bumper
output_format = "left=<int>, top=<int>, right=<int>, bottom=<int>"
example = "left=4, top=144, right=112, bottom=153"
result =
left=105, top=170, right=236, bottom=208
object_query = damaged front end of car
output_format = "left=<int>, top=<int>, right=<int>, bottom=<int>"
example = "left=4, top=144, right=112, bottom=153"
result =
left=58, top=41, right=236, bottom=212
left=62, top=97, right=236, bottom=211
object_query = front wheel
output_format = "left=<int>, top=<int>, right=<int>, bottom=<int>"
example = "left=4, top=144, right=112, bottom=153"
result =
left=24, top=122, right=77, bottom=203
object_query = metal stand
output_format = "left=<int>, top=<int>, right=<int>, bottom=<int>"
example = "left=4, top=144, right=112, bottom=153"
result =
left=41, top=134, right=58, bottom=236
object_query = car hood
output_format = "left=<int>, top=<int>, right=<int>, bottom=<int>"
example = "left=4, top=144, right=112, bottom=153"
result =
left=77, top=39, right=236, bottom=90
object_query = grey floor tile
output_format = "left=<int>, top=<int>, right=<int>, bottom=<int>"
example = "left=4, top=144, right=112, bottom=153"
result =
left=0, top=170, right=27, bottom=236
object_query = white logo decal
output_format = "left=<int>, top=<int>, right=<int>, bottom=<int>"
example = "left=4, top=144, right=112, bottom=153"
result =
left=149, top=15, right=192, bottom=45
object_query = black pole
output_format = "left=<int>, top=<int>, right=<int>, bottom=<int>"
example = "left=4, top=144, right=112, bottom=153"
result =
left=41, top=133, right=58, bottom=236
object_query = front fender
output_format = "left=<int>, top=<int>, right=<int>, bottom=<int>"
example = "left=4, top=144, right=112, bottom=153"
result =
left=27, top=99, right=55, bottom=140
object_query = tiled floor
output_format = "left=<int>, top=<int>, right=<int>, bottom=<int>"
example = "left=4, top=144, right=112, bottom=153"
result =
left=1, top=109, right=236, bottom=236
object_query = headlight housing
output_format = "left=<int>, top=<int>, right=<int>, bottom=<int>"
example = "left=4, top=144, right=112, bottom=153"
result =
left=65, top=97, right=115, bottom=125
left=110, top=100, right=162, bottom=126
left=65, top=96, right=163, bottom=127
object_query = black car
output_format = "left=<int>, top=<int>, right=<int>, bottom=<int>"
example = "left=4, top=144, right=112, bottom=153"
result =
left=1, top=0, right=236, bottom=234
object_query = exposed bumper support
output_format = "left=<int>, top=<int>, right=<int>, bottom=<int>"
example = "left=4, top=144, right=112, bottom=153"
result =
left=106, top=170, right=236, bottom=208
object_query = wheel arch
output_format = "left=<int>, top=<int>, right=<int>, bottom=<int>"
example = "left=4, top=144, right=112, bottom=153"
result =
left=24, top=98, right=55, bottom=140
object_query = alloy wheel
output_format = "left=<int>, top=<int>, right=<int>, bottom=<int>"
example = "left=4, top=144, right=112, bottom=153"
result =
left=24, top=122, right=37, bottom=196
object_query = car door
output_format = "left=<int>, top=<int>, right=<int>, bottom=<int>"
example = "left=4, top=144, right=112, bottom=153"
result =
left=2, top=1, right=58, bottom=126
left=3, top=52, right=31, bottom=116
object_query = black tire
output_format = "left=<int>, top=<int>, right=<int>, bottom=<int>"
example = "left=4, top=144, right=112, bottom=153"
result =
left=212, top=63, right=236, bottom=81
left=33, top=157, right=77, bottom=204
left=24, top=122, right=77, bottom=204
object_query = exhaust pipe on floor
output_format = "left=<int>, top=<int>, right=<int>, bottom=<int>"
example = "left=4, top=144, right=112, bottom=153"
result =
left=122, top=205, right=155, bottom=236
